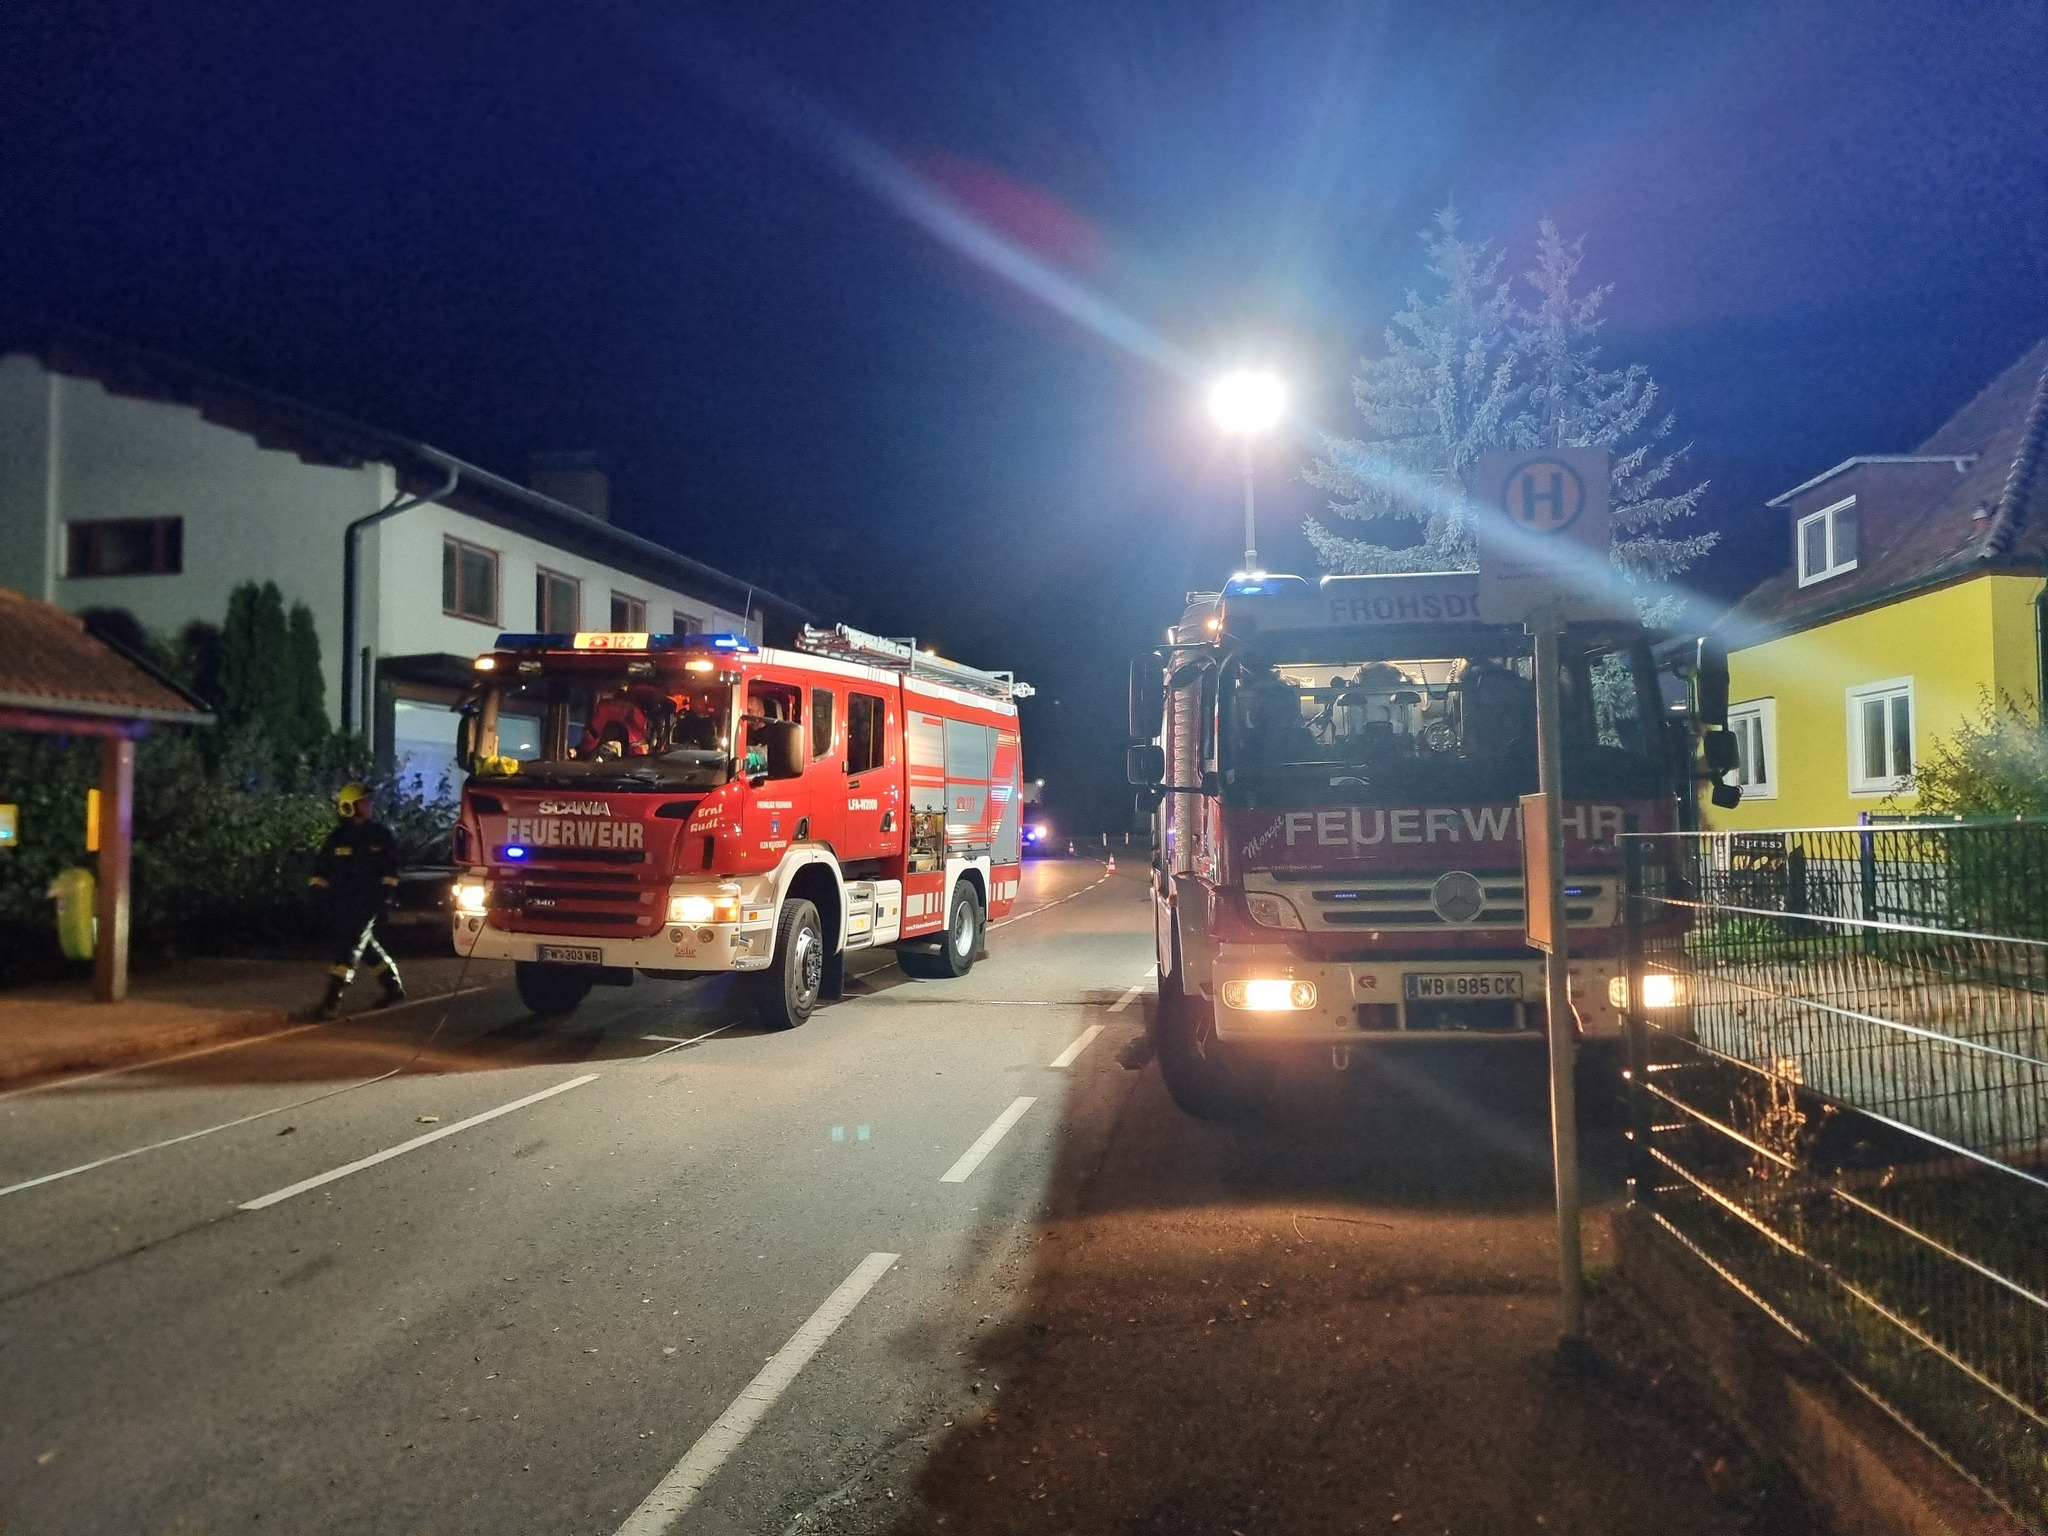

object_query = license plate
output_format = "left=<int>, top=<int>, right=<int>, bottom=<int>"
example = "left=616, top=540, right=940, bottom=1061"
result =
left=537, top=945, right=603, bottom=966
left=1405, top=972, right=1522, bottom=1001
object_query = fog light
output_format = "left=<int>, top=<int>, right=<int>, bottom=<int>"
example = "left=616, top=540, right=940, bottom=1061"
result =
left=1221, top=978, right=1317, bottom=1011
left=1610, top=972, right=1687, bottom=1009
left=452, top=880, right=489, bottom=917
left=1245, top=892, right=1304, bottom=930
left=668, top=893, right=741, bottom=924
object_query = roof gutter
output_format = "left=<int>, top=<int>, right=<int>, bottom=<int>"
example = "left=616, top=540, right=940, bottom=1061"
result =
left=340, top=462, right=460, bottom=737
left=1764, top=454, right=1977, bottom=508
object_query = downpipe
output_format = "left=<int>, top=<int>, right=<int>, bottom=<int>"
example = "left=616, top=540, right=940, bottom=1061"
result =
left=340, top=462, right=461, bottom=737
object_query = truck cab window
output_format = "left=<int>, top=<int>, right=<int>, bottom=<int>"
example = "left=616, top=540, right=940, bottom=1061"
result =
left=847, top=693, right=886, bottom=774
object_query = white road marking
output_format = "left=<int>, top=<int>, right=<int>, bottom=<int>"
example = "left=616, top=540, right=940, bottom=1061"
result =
left=238, top=1073, right=599, bottom=1210
left=988, top=871, right=1111, bottom=930
left=1109, top=983, right=1146, bottom=1014
left=1049, top=1025, right=1104, bottom=1069
left=635, top=1025, right=733, bottom=1060
left=0, top=984, right=494, bottom=1101
left=614, top=1251, right=900, bottom=1534
left=939, top=1096, right=1036, bottom=1183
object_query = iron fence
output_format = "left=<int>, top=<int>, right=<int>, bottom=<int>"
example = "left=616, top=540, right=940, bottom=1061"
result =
left=1621, top=822, right=2048, bottom=1529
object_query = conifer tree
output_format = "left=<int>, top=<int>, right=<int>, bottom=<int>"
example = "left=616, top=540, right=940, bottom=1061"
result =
left=1305, top=210, right=1714, bottom=617
left=283, top=601, right=328, bottom=754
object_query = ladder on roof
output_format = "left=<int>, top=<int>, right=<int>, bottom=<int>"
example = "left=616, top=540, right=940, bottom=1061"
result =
left=795, top=623, right=1035, bottom=701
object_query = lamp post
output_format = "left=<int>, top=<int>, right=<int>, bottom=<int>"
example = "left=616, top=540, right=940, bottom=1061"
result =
left=1207, top=369, right=1286, bottom=572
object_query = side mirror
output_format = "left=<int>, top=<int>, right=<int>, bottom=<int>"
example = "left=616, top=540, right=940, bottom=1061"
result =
left=1129, top=656, right=1163, bottom=740
left=455, top=711, right=479, bottom=774
left=1710, top=781, right=1744, bottom=810
left=1690, top=637, right=1730, bottom=729
left=1702, top=729, right=1740, bottom=775
left=1134, top=786, right=1165, bottom=816
left=761, top=719, right=806, bottom=780
left=1126, top=743, right=1166, bottom=787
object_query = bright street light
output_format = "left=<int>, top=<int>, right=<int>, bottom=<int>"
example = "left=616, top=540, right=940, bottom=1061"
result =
left=1207, top=369, right=1286, bottom=570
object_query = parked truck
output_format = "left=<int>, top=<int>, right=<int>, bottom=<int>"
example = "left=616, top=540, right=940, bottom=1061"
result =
left=1128, top=570, right=1734, bottom=1118
left=450, top=623, right=1030, bottom=1028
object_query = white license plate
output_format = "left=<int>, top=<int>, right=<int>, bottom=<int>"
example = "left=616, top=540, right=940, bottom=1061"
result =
left=1405, top=972, right=1522, bottom=1000
left=537, top=945, right=604, bottom=966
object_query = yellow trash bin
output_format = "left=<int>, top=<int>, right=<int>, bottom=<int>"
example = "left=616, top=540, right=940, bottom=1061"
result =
left=47, top=866, right=96, bottom=961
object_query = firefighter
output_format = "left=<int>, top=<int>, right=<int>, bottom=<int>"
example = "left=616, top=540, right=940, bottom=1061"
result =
left=308, top=781, right=406, bottom=1020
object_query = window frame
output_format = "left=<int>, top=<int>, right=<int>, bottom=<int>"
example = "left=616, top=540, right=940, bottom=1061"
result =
left=610, top=591, right=648, bottom=631
left=810, top=686, right=837, bottom=761
left=1725, top=697, right=1777, bottom=800
left=441, top=536, right=501, bottom=625
left=1846, top=676, right=1914, bottom=796
left=846, top=692, right=887, bottom=775
left=535, top=567, right=580, bottom=632
left=66, top=517, right=184, bottom=578
left=672, top=610, right=701, bottom=636
left=1796, top=495, right=1858, bottom=587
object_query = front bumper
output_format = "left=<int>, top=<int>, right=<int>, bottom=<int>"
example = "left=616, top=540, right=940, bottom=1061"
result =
left=1206, top=943, right=1623, bottom=1044
left=451, top=876, right=780, bottom=974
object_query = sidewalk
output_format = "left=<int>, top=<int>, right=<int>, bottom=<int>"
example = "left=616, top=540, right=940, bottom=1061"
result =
left=0, top=947, right=505, bottom=1086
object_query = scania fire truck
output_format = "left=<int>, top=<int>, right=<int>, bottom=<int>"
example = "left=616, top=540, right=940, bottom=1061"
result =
left=1128, top=570, right=1733, bottom=1119
left=449, top=624, right=1030, bottom=1027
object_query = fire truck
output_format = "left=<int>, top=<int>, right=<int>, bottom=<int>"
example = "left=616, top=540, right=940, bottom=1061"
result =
left=448, top=624, right=1030, bottom=1028
left=1127, top=570, right=1734, bottom=1119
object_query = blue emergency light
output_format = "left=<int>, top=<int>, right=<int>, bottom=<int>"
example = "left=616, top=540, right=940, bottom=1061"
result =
left=1222, top=573, right=1312, bottom=598
left=488, top=631, right=759, bottom=654
left=504, top=845, right=528, bottom=860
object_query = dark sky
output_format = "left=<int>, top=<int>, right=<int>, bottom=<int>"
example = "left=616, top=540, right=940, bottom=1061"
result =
left=5, top=1, right=2045, bottom=827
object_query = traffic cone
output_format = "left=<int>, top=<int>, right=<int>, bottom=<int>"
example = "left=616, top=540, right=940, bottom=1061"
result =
left=1107, top=855, right=1116, bottom=873
left=1067, top=839, right=1075, bottom=855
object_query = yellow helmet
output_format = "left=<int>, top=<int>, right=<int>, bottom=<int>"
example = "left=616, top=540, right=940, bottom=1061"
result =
left=336, top=781, right=372, bottom=814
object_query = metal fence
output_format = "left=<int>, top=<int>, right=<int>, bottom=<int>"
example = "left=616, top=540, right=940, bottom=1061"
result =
left=1621, top=822, right=2048, bottom=1530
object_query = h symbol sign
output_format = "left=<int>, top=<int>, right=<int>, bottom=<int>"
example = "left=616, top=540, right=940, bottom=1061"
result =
left=1520, top=471, right=1566, bottom=527
left=1506, top=460, right=1582, bottom=532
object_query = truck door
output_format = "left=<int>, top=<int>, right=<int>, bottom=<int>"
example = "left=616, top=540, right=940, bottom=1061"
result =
left=803, top=683, right=847, bottom=855
left=840, top=688, right=902, bottom=863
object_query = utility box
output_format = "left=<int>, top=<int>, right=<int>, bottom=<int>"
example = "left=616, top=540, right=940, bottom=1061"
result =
left=48, top=866, right=97, bottom=961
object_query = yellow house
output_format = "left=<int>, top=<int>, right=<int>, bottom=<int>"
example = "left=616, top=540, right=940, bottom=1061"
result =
left=1715, top=339, right=2048, bottom=829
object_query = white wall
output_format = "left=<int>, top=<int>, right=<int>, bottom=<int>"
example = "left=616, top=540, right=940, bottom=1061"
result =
left=367, top=503, right=754, bottom=669
left=0, top=357, right=56, bottom=600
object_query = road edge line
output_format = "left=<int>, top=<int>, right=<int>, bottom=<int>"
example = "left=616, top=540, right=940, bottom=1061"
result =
left=1049, top=1025, right=1105, bottom=1068
left=939, top=1096, right=1036, bottom=1183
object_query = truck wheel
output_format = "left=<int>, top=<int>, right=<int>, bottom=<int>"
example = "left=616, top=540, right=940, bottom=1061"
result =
left=898, top=883, right=983, bottom=980
left=750, top=898, right=824, bottom=1030
left=1153, top=962, right=1268, bottom=1121
left=515, top=962, right=595, bottom=1018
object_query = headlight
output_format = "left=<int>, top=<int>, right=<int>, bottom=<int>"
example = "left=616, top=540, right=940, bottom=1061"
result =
left=1221, top=978, right=1317, bottom=1011
left=668, top=892, right=741, bottom=925
left=1609, top=972, right=1687, bottom=1009
left=452, top=880, right=489, bottom=917
left=1245, top=892, right=1304, bottom=930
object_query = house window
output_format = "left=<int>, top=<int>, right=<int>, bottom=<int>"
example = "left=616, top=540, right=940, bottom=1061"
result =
left=611, top=592, right=647, bottom=631
left=672, top=610, right=701, bottom=636
left=846, top=693, right=886, bottom=775
left=1847, top=677, right=1913, bottom=795
left=536, top=568, right=579, bottom=631
left=1797, top=496, right=1858, bottom=585
left=1726, top=698, right=1776, bottom=800
left=441, top=537, right=499, bottom=624
left=67, top=518, right=183, bottom=577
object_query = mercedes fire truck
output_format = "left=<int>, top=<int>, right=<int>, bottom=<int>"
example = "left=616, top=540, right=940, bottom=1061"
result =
left=450, top=624, right=1029, bottom=1028
left=1128, top=570, right=1733, bottom=1119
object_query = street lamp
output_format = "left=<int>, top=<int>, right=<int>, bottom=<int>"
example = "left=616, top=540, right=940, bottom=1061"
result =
left=1207, top=369, right=1286, bottom=572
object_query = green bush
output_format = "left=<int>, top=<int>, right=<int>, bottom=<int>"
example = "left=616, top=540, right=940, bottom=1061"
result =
left=1913, top=691, right=2048, bottom=817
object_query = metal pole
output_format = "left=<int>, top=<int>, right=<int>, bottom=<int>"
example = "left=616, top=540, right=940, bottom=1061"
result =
left=1241, top=435, right=1257, bottom=572
left=1531, top=622, right=1584, bottom=1341
left=1620, top=827, right=1651, bottom=1215
left=94, top=734, right=135, bottom=1003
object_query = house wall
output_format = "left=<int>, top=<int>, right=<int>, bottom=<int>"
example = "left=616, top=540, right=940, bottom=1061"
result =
left=1718, top=572, right=2044, bottom=828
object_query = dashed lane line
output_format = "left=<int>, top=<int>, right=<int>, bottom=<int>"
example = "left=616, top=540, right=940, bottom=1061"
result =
left=939, top=1096, right=1036, bottom=1183
left=613, top=1251, right=900, bottom=1535
left=237, top=1073, right=599, bottom=1210
left=1049, top=1026, right=1104, bottom=1069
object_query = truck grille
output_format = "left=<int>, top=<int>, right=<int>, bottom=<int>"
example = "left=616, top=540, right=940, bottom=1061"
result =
left=491, top=870, right=659, bottom=935
left=1251, top=871, right=1610, bottom=931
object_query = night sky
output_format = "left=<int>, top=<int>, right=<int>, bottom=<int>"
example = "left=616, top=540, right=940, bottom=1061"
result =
left=5, top=1, right=2045, bottom=828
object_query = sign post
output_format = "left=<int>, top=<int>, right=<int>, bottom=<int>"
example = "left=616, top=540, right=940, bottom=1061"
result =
left=1474, top=447, right=1614, bottom=1347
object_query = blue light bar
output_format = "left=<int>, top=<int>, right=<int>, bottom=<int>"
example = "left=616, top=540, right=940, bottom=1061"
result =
left=488, top=632, right=759, bottom=655
left=504, top=845, right=528, bottom=860
left=1222, top=573, right=1312, bottom=598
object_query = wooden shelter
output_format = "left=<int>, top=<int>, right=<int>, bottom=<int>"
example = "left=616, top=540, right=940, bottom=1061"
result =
left=0, top=589, right=212, bottom=1000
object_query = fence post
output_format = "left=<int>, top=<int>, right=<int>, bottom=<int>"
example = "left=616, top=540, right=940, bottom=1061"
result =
left=1858, top=816, right=1879, bottom=955
left=1621, top=829, right=1653, bottom=1214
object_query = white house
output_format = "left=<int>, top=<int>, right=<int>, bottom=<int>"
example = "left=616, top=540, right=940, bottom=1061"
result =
left=0, top=324, right=803, bottom=792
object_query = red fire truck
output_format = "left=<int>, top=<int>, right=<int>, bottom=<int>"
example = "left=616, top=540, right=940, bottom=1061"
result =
left=1128, top=570, right=1731, bottom=1119
left=449, top=624, right=1030, bottom=1027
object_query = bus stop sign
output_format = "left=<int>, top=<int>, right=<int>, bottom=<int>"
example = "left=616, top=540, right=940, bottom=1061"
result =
left=1471, top=447, right=1622, bottom=626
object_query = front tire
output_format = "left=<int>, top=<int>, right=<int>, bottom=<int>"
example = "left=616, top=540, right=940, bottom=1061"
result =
left=515, top=962, right=595, bottom=1018
left=1153, top=959, right=1269, bottom=1121
left=900, top=883, right=982, bottom=979
left=749, top=898, right=824, bottom=1030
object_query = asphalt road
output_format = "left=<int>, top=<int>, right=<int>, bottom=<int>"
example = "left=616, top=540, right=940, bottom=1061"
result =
left=0, top=858, right=1792, bottom=1536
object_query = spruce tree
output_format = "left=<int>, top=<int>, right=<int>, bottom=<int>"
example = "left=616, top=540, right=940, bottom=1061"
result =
left=1305, top=210, right=1714, bottom=616
left=217, top=581, right=291, bottom=734
left=283, top=601, right=328, bottom=754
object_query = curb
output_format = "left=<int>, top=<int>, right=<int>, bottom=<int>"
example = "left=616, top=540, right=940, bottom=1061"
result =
left=0, top=1008, right=297, bottom=1087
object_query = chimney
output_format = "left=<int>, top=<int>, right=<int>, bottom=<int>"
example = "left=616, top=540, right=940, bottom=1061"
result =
left=529, top=450, right=610, bottom=522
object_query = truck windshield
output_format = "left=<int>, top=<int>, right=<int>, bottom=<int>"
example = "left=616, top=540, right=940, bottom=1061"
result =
left=1219, top=631, right=1667, bottom=807
left=466, top=671, right=736, bottom=791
